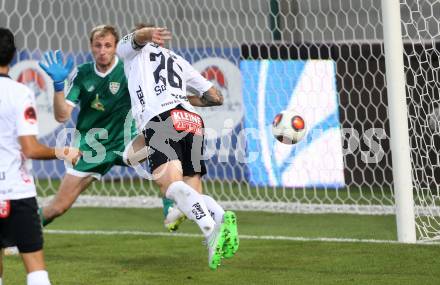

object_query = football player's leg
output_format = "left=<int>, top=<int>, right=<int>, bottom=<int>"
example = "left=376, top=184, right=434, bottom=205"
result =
left=40, top=173, right=94, bottom=226
left=154, top=161, right=226, bottom=270
left=122, top=135, right=182, bottom=229
left=184, top=174, right=224, bottom=224
left=123, top=134, right=149, bottom=166
left=21, top=251, right=51, bottom=285
left=149, top=129, right=213, bottom=234
left=153, top=160, right=219, bottom=236
left=0, top=249, right=3, bottom=281
left=146, top=110, right=226, bottom=270
left=154, top=161, right=215, bottom=234
left=156, top=119, right=212, bottom=232
left=14, top=198, right=51, bottom=285
left=163, top=203, right=186, bottom=232
left=40, top=148, right=114, bottom=226
left=122, top=134, right=152, bottom=179
left=184, top=174, right=238, bottom=258
left=162, top=197, right=174, bottom=217
left=177, top=128, right=228, bottom=229
left=183, top=125, right=239, bottom=260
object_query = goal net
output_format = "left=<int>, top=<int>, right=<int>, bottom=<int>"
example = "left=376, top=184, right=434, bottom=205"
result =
left=1, top=0, right=439, bottom=241
left=400, top=0, right=440, bottom=241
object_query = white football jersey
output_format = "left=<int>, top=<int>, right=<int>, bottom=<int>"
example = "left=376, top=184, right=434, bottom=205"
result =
left=0, top=75, right=38, bottom=200
left=117, top=33, right=213, bottom=131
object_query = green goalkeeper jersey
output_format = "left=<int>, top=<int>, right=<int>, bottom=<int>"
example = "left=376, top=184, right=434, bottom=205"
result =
left=66, top=57, right=136, bottom=150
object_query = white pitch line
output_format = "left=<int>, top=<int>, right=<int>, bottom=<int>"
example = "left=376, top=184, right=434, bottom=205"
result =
left=44, top=229, right=440, bottom=246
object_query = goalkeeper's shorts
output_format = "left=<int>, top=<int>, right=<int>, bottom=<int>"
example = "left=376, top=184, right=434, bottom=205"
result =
left=67, top=141, right=129, bottom=180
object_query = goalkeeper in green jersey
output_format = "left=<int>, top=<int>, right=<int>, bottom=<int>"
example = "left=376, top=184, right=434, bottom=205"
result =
left=38, top=24, right=183, bottom=230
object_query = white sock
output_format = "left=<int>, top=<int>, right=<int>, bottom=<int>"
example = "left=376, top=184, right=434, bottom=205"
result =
left=166, top=181, right=216, bottom=237
left=27, top=270, right=51, bottom=285
left=202, top=194, right=225, bottom=225
left=0, top=277, right=3, bottom=285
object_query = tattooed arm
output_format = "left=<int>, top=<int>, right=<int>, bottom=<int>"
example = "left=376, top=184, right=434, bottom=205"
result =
left=187, top=87, right=224, bottom=107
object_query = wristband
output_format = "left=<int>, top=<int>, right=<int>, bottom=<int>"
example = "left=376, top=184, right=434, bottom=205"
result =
left=54, top=81, right=65, bottom=92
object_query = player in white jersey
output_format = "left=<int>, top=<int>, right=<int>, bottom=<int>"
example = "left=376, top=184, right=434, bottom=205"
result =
left=117, top=26, right=239, bottom=270
left=0, top=28, right=80, bottom=285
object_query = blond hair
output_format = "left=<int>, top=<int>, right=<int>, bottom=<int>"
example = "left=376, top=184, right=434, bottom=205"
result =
left=89, top=25, right=119, bottom=44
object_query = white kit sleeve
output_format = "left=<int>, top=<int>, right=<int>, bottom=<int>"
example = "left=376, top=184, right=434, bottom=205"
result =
left=16, top=88, right=39, bottom=136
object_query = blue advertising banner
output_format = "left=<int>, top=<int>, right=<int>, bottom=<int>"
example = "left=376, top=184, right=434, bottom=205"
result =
left=241, top=60, right=345, bottom=188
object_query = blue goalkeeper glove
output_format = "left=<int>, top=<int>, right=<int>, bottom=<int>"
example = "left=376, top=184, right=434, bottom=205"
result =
left=38, top=50, right=74, bottom=92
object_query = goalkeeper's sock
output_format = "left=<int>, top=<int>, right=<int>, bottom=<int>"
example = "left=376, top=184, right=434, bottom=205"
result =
left=162, top=197, right=174, bottom=218
left=27, top=270, right=51, bottom=285
left=166, top=181, right=215, bottom=237
left=202, top=195, right=225, bottom=225
left=38, top=208, right=53, bottom=227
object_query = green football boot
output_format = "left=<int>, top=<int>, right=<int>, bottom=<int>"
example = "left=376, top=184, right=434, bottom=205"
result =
left=206, top=223, right=227, bottom=270
left=222, top=211, right=239, bottom=258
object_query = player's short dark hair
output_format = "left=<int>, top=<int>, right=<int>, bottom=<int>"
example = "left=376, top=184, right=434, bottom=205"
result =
left=0, top=27, right=16, bottom=66
left=131, top=23, right=154, bottom=32
left=89, top=25, right=119, bottom=45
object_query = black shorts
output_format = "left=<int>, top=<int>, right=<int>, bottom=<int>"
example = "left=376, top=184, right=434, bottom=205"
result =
left=0, top=197, right=43, bottom=253
left=143, top=105, right=207, bottom=177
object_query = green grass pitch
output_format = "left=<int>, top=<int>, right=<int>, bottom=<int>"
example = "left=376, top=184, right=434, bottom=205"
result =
left=3, top=207, right=440, bottom=284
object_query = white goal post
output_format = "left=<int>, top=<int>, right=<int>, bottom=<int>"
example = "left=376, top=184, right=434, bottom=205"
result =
left=1, top=0, right=439, bottom=242
left=381, top=0, right=416, bottom=242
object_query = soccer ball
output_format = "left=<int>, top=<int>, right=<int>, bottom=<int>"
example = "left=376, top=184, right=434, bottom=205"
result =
left=271, top=109, right=306, bottom=144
